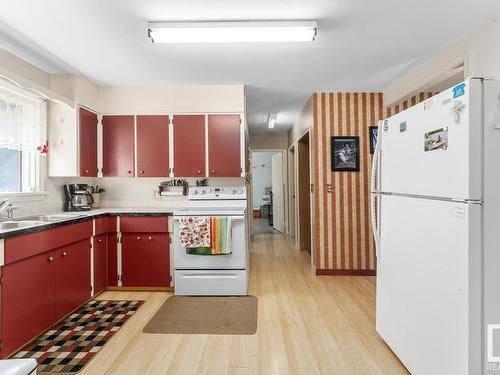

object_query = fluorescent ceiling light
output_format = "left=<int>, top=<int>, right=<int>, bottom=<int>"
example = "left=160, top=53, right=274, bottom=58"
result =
left=268, top=113, right=277, bottom=129
left=148, top=21, right=318, bottom=43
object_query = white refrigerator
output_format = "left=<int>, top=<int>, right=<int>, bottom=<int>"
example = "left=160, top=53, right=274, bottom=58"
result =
left=371, top=78, right=500, bottom=375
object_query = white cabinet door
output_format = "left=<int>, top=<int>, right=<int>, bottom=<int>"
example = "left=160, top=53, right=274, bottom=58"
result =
left=380, top=79, right=482, bottom=200
left=376, top=194, right=481, bottom=375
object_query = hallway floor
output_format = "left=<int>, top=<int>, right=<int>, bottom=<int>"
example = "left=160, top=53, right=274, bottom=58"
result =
left=80, top=230, right=408, bottom=374
left=252, top=217, right=276, bottom=234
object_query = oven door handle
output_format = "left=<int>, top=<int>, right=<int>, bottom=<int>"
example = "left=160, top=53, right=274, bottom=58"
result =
left=173, top=216, right=245, bottom=221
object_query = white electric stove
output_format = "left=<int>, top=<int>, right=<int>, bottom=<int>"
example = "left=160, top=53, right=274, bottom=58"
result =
left=173, top=186, right=248, bottom=295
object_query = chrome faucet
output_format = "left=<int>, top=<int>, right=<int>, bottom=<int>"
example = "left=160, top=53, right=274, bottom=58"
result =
left=0, top=200, right=18, bottom=219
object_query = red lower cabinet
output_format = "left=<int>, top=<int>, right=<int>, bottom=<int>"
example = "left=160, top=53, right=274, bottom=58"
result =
left=121, top=233, right=170, bottom=287
left=93, top=234, right=108, bottom=295
left=55, top=239, right=92, bottom=321
left=2, top=250, right=57, bottom=357
left=107, top=232, right=118, bottom=287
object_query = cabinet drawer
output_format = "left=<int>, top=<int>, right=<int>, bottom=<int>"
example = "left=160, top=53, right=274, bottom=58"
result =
left=5, top=221, right=93, bottom=264
left=95, top=216, right=117, bottom=235
left=119, top=216, right=168, bottom=233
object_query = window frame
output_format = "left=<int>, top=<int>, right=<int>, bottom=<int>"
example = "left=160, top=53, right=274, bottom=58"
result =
left=0, top=83, right=48, bottom=198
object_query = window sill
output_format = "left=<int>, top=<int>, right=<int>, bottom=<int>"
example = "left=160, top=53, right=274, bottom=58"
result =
left=0, top=191, right=50, bottom=202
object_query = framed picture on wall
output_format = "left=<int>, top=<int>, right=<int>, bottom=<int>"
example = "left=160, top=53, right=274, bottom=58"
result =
left=331, top=136, right=360, bottom=172
left=369, top=126, right=378, bottom=154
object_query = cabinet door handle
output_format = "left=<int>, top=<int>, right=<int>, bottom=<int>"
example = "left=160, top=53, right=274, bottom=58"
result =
left=48, top=256, right=54, bottom=262
left=128, top=170, right=132, bottom=174
left=197, top=170, right=202, bottom=175
left=148, top=236, right=152, bottom=240
left=98, top=239, right=102, bottom=243
left=85, top=169, right=89, bottom=173
left=61, top=251, right=67, bottom=257
left=137, top=236, right=141, bottom=240
left=139, top=170, right=144, bottom=174
left=211, top=170, right=216, bottom=174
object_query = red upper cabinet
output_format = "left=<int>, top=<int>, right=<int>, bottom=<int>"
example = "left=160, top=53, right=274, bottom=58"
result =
left=208, top=114, right=241, bottom=177
left=102, top=115, right=135, bottom=177
left=79, top=108, right=98, bottom=177
left=172, top=115, right=206, bottom=177
left=136, top=115, right=169, bottom=177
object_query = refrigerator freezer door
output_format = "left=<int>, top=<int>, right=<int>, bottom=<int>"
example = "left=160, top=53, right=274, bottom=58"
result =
left=376, top=194, right=481, bottom=375
left=379, top=79, right=482, bottom=200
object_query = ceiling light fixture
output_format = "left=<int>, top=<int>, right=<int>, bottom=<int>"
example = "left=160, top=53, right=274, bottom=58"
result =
left=148, top=21, right=318, bottom=43
left=268, top=113, right=277, bottom=129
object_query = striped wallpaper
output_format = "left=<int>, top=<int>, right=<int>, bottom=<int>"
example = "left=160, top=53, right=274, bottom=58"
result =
left=312, top=92, right=436, bottom=275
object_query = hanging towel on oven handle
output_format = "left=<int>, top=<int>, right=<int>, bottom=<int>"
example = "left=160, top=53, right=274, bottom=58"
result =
left=210, top=216, right=232, bottom=255
left=180, top=216, right=232, bottom=255
left=178, top=217, right=211, bottom=248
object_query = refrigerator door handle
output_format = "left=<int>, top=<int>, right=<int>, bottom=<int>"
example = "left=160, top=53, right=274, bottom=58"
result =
left=371, top=194, right=381, bottom=258
left=370, top=121, right=383, bottom=193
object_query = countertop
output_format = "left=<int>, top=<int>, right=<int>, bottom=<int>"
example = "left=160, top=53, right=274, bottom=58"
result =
left=0, top=207, right=177, bottom=239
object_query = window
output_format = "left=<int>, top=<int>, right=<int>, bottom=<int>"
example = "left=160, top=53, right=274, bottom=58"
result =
left=0, top=84, right=46, bottom=193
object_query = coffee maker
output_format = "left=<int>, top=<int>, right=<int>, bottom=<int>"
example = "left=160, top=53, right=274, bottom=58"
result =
left=63, top=184, right=94, bottom=211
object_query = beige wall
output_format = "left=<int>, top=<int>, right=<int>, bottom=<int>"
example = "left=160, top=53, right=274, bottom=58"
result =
left=385, top=10, right=500, bottom=106
left=288, top=96, right=313, bottom=146
left=249, top=131, right=288, bottom=150
left=49, top=74, right=100, bottom=110
left=98, top=85, right=245, bottom=114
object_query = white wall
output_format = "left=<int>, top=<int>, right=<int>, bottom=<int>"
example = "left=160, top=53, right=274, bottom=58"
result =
left=385, top=11, right=500, bottom=105
left=251, top=152, right=273, bottom=209
left=288, top=96, right=313, bottom=146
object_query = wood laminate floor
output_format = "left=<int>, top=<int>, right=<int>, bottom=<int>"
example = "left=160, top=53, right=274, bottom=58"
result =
left=83, top=231, right=408, bottom=375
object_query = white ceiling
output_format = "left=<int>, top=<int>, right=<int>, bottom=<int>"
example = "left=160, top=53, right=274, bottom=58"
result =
left=0, top=0, right=499, bottom=133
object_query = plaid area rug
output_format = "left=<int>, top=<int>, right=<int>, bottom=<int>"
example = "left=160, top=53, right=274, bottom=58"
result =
left=13, top=300, right=144, bottom=374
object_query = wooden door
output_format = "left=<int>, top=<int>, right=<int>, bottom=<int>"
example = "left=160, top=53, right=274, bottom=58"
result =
left=55, top=239, right=91, bottom=319
left=79, top=107, right=98, bottom=177
left=298, top=133, right=311, bottom=253
left=172, top=115, right=206, bottom=177
left=121, top=233, right=170, bottom=287
left=208, top=114, right=241, bottom=177
left=137, top=115, right=169, bottom=177
left=102, top=115, right=135, bottom=177
left=2, top=250, right=56, bottom=357
left=93, top=233, right=108, bottom=295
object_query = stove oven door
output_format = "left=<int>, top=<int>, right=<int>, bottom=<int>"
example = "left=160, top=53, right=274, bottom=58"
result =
left=172, top=215, right=247, bottom=270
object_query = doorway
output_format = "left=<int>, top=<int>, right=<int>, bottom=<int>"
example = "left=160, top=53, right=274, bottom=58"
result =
left=251, top=151, right=286, bottom=235
left=297, top=132, right=311, bottom=253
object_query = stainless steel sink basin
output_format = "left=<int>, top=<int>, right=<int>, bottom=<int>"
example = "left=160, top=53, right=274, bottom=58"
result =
left=0, top=220, right=46, bottom=230
left=16, top=213, right=88, bottom=222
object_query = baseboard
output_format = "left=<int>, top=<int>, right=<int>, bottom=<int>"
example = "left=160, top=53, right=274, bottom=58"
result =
left=316, top=269, right=376, bottom=276
left=105, top=286, right=173, bottom=292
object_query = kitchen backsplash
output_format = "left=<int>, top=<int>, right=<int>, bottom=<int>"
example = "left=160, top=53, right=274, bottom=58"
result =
left=3, top=176, right=245, bottom=218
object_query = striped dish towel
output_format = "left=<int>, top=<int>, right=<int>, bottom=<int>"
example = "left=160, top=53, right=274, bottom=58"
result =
left=210, top=216, right=232, bottom=255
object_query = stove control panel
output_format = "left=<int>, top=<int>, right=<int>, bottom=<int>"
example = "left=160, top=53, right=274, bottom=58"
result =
left=189, top=186, right=246, bottom=200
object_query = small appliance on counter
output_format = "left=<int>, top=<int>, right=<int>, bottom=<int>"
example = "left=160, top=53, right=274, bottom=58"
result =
left=63, top=184, right=94, bottom=211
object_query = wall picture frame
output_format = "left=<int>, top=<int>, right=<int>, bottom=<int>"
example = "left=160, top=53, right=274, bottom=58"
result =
left=369, top=126, right=378, bottom=154
left=331, top=136, right=360, bottom=172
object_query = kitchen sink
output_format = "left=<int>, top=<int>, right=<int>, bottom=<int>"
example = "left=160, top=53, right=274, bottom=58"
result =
left=16, top=213, right=88, bottom=222
left=0, top=220, right=46, bottom=230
